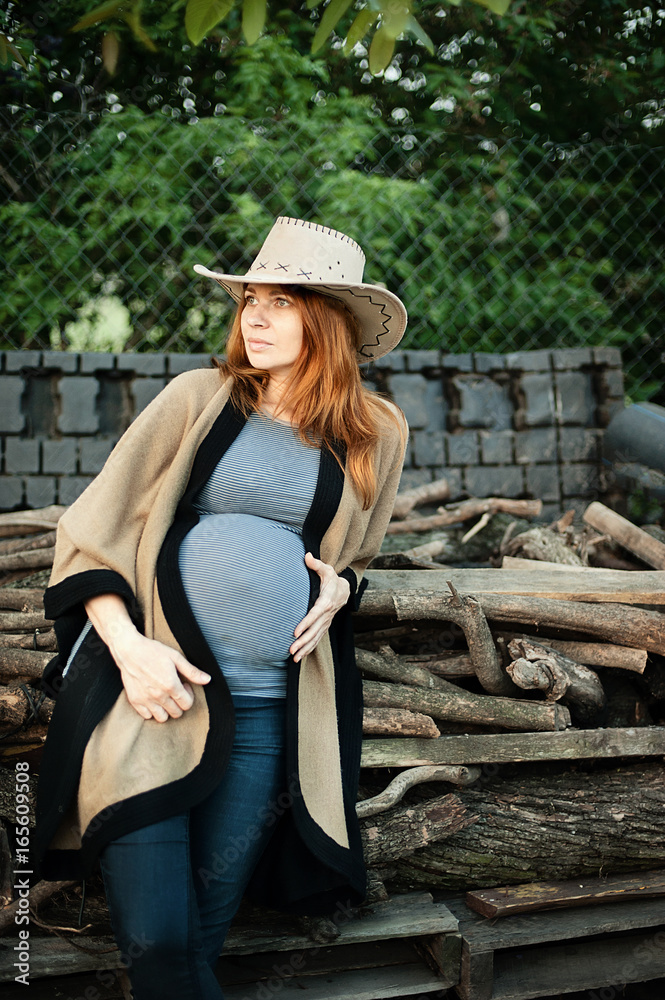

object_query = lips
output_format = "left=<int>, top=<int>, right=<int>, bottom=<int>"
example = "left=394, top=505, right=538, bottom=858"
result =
left=247, top=339, right=272, bottom=350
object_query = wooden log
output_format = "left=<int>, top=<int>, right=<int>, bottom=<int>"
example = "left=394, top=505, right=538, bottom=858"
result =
left=0, top=530, right=56, bottom=557
left=359, top=588, right=665, bottom=657
left=363, top=567, right=665, bottom=604
left=362, top=707, right=440, bottom=738
left=0, top=612, right=53, bottom=633
left=361, top=792, right=475, bottom=864
left=466, top=869, right=665, bottom=918
left=389, top=761, right=665, bottom=890
left=357, top=765, right=482, bottom=819
left=405, top=653, right=476, bottom=679
left=495, top=632, right=647, bottom=673
left=0, top=505, right=64, bottom=535
left=401, top=539, right=449, bottom=561
left=0, top=879, right=77, bottom=933
left=0, top=547, right=55, bottom=572
left=360, top=726, right=665, bottom=768
left=359, top=587, right=511, bottom=695
left=391, top=477, right=450, bottom=520
left=385, top=498, right=542, bottom=535
left=584, top=500, right=665, bottom=570
left=0, top=688, right=54, bottom=728
left=0, top=648, right=53, bottom=681
left=506, top=637, right=605, bottom=721
left=363, top=679, right=571, bottom=732
left=502, top=527, right=586, bottom=565
left=0, top=629, right=57, bottom=651
left=0, top=589, right=47, bottom=613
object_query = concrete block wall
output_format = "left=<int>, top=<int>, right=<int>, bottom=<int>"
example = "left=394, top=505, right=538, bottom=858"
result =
left=0, top=348, right=624, bottom=518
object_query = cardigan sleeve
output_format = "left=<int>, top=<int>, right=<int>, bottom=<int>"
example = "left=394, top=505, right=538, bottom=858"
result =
left=339, top=401, right=408, bottom=611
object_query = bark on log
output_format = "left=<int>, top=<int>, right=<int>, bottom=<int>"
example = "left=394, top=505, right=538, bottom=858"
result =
left=0, top=688, right=54, bottom=728
left=359, top=587, right=513, bottom=696
left=584, top=501, right=665, bottom=570
left=404, top=653, right=475, bottom=678
left=0, top=823, right=11, bottom=908
left=357, top=765, right=481, bottom=818
left=362, top=707, right=440, bottom=738
left=361, top=792, right=475, bottom=864
left=391, top=478, right=450, bottom=520
left=386, top=498, right=542, bottom=535
left=502, top=527, right=586, bottom=565
left=358, top=589, right=665, bottom=657
left=0, top=530, right=56, bottom=557
left=0, top=648, right=53, bottom=681
left=506, top=638, right=605, bottom=721
left=389, top=762, right=665, bottom=891
left=0, top=547, right=55, bottom=572
left=494, top=633, right=647, bottom=673
left=0, top=505, right=65, bottom=538
left=363, top=679, right=571, bottom=732
left=0, top=589, right=47, bottom=613
left=0, top=880, right=78, bottom=934
left=0, top=630, right=57, bottom=651
left=0, top=612, right=53, bottom=633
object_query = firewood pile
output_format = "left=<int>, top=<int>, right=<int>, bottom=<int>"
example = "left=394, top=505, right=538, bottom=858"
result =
left=1, top=486, right=664, bottom=942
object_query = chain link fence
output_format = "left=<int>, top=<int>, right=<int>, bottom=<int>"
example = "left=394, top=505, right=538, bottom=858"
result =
left=1, top=107, right=663, bottom=401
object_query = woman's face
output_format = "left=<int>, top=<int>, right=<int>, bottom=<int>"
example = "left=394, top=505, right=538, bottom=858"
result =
left=240, top=283, right=304, bottom=382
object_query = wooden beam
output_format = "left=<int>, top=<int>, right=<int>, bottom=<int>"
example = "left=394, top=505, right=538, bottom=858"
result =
left=584, top=500, right=665, bottom=570
left=360, top=726, right=665, bottom=768
left=466, top=869, right=665, bottom=918
left=364, top=568, right=665, bottom=604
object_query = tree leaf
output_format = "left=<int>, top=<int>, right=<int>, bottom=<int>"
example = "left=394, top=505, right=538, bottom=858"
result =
left=102, top=30, right=120, bottom=74
left=185, top=0, right=236, bottom=46
left=71, top=0, right=133, bottom=32
left=472, top=0, right=512, bottom=15
left=307, top=0, right=323, bottom=8
left=242, top=0, right=266, bottom=44
left=311, top=0, right=354, bottom=55
left=123, top=5, right=158, bottom=51
left=343, top=9, right=379, bottom=54
left=405, top=14, right=434, bottom=54
left=379, top=0, right=411, bottom=41
left=368, top=24, right=395, bottom=74
left=0, top=35, right=28, bottom=69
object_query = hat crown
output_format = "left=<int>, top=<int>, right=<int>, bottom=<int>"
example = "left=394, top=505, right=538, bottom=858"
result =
left=246, top=216, right=366, bottom=285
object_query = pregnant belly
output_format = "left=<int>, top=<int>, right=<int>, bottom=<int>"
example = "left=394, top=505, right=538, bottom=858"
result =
left=178, top=513, right=310, bottom=668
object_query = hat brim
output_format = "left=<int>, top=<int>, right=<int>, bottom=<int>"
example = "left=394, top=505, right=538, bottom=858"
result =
left=193, top=264, right=407, bottom=362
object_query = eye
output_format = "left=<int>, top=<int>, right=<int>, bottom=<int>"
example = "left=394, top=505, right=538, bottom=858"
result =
left=276, top=297, right=291, bottom=307
left=244, top=294, right=257, bottom=305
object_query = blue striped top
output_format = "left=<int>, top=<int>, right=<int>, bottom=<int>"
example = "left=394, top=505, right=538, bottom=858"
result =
left=178, top=409, right=321, bottom=698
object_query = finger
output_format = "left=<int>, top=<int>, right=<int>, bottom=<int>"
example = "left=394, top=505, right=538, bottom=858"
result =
left=175, top=658, right=211, bottom=685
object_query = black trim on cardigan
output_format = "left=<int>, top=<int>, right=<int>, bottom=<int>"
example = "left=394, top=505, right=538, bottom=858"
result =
left=41, top=570, right=139, bottom=700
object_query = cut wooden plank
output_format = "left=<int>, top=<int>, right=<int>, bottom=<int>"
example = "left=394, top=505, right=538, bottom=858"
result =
left=361, top=726, right=665, bottom=768
left=584, top=500, right=665, bottom=570
left=0, top=935, right=121, bottom=982
left=226, top=894, right=458, bottom=955
left=446, top=895, right=665, bottom=953
left=364, top=568, right=665, bottom=603
left=490, top=928, right=665, bottom=1000
left=223, top=962, right=448, bottom=1000
left=466, top=869, right=665, bottom=918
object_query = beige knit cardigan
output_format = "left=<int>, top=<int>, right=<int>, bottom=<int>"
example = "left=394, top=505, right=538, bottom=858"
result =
left=42, top=368, right=406, bottom=866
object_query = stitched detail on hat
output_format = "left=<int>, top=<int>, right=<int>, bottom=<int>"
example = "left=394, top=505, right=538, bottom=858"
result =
left=276, top=216, right=365, bottom=257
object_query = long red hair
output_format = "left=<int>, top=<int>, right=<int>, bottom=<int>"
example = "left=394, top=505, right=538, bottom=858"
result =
left=213, top=286, right=403, bottom=509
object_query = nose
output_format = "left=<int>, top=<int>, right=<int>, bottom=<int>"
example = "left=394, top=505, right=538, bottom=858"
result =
left=247, top=302, right=268, bottom=326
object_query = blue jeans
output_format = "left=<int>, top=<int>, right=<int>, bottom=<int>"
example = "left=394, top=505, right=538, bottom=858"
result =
left=100, top=696, right=287, bottom=1000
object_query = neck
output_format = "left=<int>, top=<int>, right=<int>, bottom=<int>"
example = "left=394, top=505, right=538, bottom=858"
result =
left=262, top=377, right=295, bottom=424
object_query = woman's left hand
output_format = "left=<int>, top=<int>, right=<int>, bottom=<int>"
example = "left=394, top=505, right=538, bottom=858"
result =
left=290, top=552, right=351, bottom=663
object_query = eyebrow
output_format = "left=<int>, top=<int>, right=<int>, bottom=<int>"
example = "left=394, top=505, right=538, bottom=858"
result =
left=244, top=285, right=291, bottom=296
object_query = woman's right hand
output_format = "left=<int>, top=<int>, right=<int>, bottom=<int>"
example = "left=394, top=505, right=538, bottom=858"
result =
left=84, top=593, right=211, bottom=723
left=111, top=630, right=211, bottom=723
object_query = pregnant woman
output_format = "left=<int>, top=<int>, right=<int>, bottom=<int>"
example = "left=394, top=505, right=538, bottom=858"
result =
left=35, top=217, right=408, bottom=999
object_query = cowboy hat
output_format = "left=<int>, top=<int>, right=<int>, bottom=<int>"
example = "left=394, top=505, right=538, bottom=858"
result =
left=194, top=216, right=407, bottom=362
